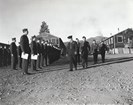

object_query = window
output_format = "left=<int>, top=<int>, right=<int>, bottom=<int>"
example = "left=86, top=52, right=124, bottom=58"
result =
left=117, top=36, right=123, bottom=43
left=52, top=38, right=56, bottom=44
left=111, top=37, right=113, bottom=44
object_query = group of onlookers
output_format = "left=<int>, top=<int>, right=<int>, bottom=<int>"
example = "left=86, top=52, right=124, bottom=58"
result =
left=10, top=28, right=61, bottom=75
left=66, top=35, right=108, bottom=71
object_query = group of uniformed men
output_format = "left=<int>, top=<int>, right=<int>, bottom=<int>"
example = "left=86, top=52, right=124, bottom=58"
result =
left=10, top=28, right=61, bottom=75
left=67, top=35, right=108, bottom=71
left=0, top=45, right=11, bottom=67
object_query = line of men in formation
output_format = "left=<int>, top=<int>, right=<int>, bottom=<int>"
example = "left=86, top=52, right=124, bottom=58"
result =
left=66, top=35, right=108, bottom=71
left=10, top=28, right=61, bottom=75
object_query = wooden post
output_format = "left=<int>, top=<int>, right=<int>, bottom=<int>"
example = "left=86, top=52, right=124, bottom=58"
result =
left=114, top=35, right=116, bottom=54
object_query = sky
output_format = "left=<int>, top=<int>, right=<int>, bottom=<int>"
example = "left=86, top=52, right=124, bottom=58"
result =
left=0, top=0, right=133, bottom=44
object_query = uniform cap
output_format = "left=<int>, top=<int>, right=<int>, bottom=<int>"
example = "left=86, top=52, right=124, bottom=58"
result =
left=82, top=36, right=86, bottom=39
left=67, top=35, right=72, bottom=39
left=12, top=38, right=16, bottom=41
left=22, top=28, right=28, bottom=32
left=32, top=35, right=36, bottom=39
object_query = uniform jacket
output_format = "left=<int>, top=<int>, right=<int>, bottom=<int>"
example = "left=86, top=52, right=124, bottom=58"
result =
left=91, top=43, right=99, bottom=54
left=10, top=42, right=17, bottom=56
left=20, top=35, right=30, bottom=53
left=76, top=42, right=81, bottom=54
left=81, top=41, right=90, bottom=56
left=67, top=41, right=77, bottom=56
left=37, top=43, right=41, bottom=54
left=99, top=44, right=107, bottom=54
left=17, top=45, right=22, bottom=57
left=31, top=41, right=37, bottom=55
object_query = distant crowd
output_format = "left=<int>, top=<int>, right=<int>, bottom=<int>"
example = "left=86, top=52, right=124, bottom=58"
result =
left=66, top=35, right=108, bottom=71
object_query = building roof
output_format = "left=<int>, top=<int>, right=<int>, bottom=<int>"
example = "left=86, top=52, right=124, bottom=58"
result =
left=103, top=28, right=133, bottom=42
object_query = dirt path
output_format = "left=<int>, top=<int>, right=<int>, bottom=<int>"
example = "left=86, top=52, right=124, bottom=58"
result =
left=0, top=55, right=133, bottom=105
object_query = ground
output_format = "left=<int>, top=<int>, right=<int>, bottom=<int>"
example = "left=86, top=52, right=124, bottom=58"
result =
left=0, top=54, right=133, bottom=105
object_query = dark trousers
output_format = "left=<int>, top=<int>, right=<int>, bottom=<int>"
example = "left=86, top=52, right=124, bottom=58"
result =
left=11, top=55, right=17, bottom=69
left=82, top=55, right=88, bottom=68
left=75, top=54, right=80, bottom=65
left=18, top=57, right=22, bottom=69
left=37, top=54, right=41, bottom=68
left=93, top=53, right=98, bottom=64
left=44, top=54, right=48, bottom=66
left=41, top=54, right=45, bottom=67
left=101, top=52, right=105, bottom=63
left=22, top=59, right=29, bottom=73
left=31, top=60, right=37, bottom=70
left=69, top=55, right=77, bottom=70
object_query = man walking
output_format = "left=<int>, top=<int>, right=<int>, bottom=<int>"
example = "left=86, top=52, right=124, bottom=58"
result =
left=20, top=28, right=30, bottom=75
left=75, top=38, right=81, bottom=65
left=91, top=40, right=99, bottom=64
left=81, top=36, right=90, bottom=68
left=10, top=38, right=18, bottom=70
left=99, top=41, right=108, bottom=63
left=67, top=35, right=77, bottom=71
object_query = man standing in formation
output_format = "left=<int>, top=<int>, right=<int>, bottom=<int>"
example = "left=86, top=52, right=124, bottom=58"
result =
left=36, top=39, right=42, bottom=69
left=10, top=38, right=18, bottom=70
left=0, top=45, right=3, bottom=67
left=75, top=38, right=81, bottom=65
left=99, top=41, right=108, bottom=63
left=91, top=40, right=99, bottom=64
left=44, top=41, right=48, bottom=66
left=67, top=36, right=77, bottom=71
left=31, top=35, right=38, bottom=71
left=20, top=28, right=30, bottom=75
left=41, top=40, right=45, bottom=67
left=81, top=36, right=90, bottom=68
left=17, top=42, right=22, bottom=69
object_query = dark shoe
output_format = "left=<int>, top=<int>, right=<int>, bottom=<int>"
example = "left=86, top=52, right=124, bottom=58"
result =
left=35, top=69, right=40, bottom=71
left=12, top=68, right=18, bottom=70
left=69, top=69, right=73, bottom=71
left=26, top=72, right=32, bottom=75
left=23, top=72, right=31, bottom=75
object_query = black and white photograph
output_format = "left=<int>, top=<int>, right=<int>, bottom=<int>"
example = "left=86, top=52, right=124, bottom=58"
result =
left=0, top=0, right=133, bottom=104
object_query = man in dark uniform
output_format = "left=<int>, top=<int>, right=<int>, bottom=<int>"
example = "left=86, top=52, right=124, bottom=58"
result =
left=17, top=42, right=22, bottom=69
left=20, top=28, right=30, bottom=75
left=44, top=41, right=48, bottom=66
left=7, top=46, right=11, bottom=66
left=91, top=40, right=99, bottom=64
left=75, top=38, right=81, bottom=65
left=10, top=38, right=18, bottom=70
left=31, top=35, right=38, bottom=71
left=81, top=36, right=90, bottom=68
left=41, top=40, right=45, bottom=67
left=99, top=41, right=107, bottom=63
left=0, top=45, right=3, bottom=67
left=36, top=39, right=42, bottom=69
left=67, top=35, right=77, bottom=71
left=3, top=46, right=8, bottom=66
